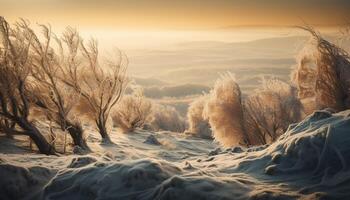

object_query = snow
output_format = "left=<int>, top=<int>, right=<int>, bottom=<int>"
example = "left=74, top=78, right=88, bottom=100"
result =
left=1, top=109, right=350, bottom=200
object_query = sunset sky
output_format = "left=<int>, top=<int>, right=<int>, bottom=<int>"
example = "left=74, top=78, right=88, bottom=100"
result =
left=2, top=0, right=350, bottom=30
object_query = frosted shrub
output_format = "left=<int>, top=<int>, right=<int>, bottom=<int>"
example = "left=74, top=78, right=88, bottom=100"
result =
left=204, top=73, right=249, bottom=147
left=184, top=95, right=212, bottom=139
left=292, top=27, right=350, bottom=114
left=112, top=88, right=152, bottom=133
left=149, top=103, right=186, bottom=133
left=244, top=79, right=302, bottom=144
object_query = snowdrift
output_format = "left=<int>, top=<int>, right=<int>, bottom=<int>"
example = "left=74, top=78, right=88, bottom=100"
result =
left=1, top=109, right=350, bottom=200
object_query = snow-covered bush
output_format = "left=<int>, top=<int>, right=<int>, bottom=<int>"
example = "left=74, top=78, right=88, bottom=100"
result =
left=184, top=95, right=212, bottom=139
left=203, top=73, right=249, bottom=147
left=243, top=79, right=302, bottom=144
left=188, top=75, right=302, bottom=147
left=148, top=103, right=186, bottom=133
left=292, top=27, right=350, bottom=114
left=112, top=88, right=152, bottom=133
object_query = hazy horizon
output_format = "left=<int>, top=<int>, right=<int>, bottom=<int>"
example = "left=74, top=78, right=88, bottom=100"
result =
left=2, top=0, right=350, bottom=30
left=1, top=2, right=350, bottom=200
left=1, top=0, right=349, bottom=116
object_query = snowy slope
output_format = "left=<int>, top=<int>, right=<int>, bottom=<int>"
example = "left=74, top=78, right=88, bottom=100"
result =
left=1, top=109, right=350, bottom=200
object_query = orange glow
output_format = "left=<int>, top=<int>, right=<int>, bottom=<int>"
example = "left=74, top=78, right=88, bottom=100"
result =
left=1, top=0, right=349, bottom=30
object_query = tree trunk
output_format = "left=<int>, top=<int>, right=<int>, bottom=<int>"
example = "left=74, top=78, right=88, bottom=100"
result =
left=66, top=121, right=91, bottom=152
left=28, top=128, right=56, bottom=155
left=97, top=122, right=112, bottom=144
left=17, top=119, right=56, bottom=155
left=0, top=119, right=15, bottom=139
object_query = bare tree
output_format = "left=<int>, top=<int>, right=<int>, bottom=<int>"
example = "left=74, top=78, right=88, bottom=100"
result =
left=0, top=17, right=55, bottom=154
left=112, top=87, right=152, bottom=133
left=14, top=22, right=91, bottom=151
left=60, top=30, right=128, bottom=143
left=244, top=92, right=282, bottom=144
left=243, top=79, right=302, bottom=144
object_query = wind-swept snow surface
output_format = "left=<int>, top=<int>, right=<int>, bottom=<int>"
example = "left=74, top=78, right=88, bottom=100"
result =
left=1, top=110, right=350, bottom=200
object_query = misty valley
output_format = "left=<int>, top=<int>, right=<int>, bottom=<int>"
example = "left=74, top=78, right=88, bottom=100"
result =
left=1, top=6, right=350, bottom=200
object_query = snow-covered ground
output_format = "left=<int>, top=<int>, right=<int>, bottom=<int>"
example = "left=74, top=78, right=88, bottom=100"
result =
left=1, top=109, right=350, bottom=200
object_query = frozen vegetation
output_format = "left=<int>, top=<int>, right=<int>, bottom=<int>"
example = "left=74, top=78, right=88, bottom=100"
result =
left=186, top=27, right=350, bottom=148
left=1, top=109, right=350, bottom=199
left=1, top=17, right=350, bottom=200
left=185, top=94, right=212, bottom=139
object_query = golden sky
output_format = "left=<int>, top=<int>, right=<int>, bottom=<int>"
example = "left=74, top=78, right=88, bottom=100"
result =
left=2, top=0, right=350, bottom=30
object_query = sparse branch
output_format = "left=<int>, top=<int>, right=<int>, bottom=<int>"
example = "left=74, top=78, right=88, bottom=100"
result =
left=58, top=30, right=128, bottom=143
left=24, top=24, right=90, bottom=151
left=0, top=17, right=55, bottom=155
left=243, top=79, right=302, bottom=144
left=293, top=26, right=350, bottom=113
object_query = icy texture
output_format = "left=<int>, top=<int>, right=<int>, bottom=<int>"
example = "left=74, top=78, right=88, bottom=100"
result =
left=1, top=110, right=350, bottom=199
